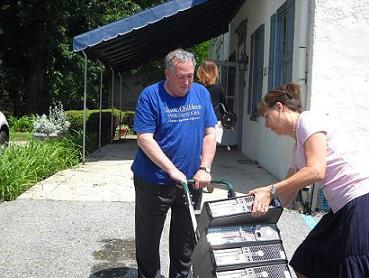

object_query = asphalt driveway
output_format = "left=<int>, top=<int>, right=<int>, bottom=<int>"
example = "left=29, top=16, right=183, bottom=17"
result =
left=0, top=140, right=316, bottom=277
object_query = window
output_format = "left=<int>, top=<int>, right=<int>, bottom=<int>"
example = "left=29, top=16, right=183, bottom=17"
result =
left=219, top=52, right=236, bottom=113
left=268, top=0, right=295, bottom=90
left=248, top=24, right=265, bottom=121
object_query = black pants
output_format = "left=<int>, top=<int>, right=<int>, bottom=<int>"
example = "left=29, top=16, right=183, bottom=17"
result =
left=134, top=176, right=202, bottom=278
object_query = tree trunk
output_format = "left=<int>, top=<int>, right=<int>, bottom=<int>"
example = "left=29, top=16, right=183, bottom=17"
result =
left=24, top=57, right=49, bottom=115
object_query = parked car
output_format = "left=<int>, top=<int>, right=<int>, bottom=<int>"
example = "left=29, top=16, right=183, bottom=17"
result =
left=0, top=111, right=10, bottom=148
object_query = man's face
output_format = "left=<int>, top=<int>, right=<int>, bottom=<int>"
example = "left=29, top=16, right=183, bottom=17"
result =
left=165, top=61, right=194, bottom=97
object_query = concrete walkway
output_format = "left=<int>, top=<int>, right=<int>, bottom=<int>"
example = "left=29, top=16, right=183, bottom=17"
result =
left=0, top=140, right=315, bottom=278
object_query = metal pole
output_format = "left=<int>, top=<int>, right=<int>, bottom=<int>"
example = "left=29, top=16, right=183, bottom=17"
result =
left=82, top=51, right=87, bottom=163
left=99, top=62, right=103, bottom=149
left=118, top=72, right=122, bottom=140
left=110, top=67, right=115, bottom=143
left=181, top=182, right=198, bottom=241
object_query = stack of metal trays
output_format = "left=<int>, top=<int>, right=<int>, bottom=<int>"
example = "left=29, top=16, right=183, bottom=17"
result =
left=196, top=195, right=283, bottom=237
left=191, top=195, right=291, bottom=278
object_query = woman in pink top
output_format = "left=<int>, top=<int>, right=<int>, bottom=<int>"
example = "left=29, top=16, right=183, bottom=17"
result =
left=252, top=83, right=369, bottom=278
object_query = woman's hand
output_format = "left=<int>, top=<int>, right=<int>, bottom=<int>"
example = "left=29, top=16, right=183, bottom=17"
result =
left=249, top=186, right=273, bottom=217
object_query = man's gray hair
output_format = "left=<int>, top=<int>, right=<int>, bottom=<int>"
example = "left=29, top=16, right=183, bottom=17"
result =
left=165, top=49, right=196, bottom=72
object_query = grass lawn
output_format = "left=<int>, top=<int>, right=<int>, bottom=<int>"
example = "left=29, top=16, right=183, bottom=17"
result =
left=1, top=133, right=83, bottom=201
left=10, top=131, right=33, bottom=141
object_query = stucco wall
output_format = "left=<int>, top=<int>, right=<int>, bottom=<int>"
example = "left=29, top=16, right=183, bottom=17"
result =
left=224, top=0, right=310, bottom=179
left=309, top=0, right=369, bottom=153
left=215, top=0, right=369, bottom=180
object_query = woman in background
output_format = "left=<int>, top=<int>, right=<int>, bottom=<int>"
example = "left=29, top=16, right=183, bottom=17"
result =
left=196, top=59, right=227, bottom=121
left=197, top=59, right=227, bottom=147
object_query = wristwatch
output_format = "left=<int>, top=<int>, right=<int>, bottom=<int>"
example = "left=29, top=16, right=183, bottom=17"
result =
left=271, top=184, right=279, bottom=199
left=199, top=166, right=211, bottom=174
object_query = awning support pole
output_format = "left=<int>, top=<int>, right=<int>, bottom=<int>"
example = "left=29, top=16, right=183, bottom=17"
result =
left=82, top=51, right=87, bottom=163
left=98, top=62, right=103, bottom=149
left=110, top=66, right=115, bottom=143
left=118, top=72, right=122, bottom=139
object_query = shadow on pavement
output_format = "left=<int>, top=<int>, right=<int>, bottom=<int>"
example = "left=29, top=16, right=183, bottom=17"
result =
left=89, top=267, right=165, bottom=278
left=89, top=267, right=137, bottom=278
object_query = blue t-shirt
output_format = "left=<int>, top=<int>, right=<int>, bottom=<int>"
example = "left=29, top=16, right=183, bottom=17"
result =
left=131, top=80, right=217, bottom=185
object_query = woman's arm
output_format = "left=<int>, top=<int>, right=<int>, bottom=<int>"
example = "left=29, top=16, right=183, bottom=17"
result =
left=277, top=168, right=298, bottom=206
left=251, top=132, right=327, bottom=214
left=275, top=132, right=327, bottom=196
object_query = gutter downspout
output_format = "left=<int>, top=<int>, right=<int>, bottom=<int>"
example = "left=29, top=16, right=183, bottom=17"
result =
left=295, top=0, right=310, bottom=110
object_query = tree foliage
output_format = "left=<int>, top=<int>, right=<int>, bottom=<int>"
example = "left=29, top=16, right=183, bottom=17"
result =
left=0, top=0, right=209, bottom=116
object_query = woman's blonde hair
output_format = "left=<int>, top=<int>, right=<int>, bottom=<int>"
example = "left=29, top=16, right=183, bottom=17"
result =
left=196, top=59, right=219, bottom=86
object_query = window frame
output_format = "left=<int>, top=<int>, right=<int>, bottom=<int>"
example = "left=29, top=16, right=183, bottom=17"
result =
left=268, top=0, right=295, bottom=90
left=248, top=24, right=265, bottom=121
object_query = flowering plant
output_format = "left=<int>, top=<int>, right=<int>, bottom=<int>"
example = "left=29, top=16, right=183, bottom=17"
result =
left=33, top=102, right=70, bottom=135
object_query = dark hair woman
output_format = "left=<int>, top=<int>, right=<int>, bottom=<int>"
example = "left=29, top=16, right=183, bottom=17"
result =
left=252, top=83, right=369, bottom=278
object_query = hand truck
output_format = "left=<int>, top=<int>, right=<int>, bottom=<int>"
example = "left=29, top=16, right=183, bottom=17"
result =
left=181, top=179, right=236, bottom=242
left=181, top=180, right=291, bottom=278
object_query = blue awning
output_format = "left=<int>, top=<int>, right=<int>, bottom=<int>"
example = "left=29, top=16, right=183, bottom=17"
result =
left=73, top=0, right=244, bottom=72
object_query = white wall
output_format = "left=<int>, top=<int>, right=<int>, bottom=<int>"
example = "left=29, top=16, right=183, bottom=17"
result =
left=224, top=0, right=311, bottom=179
left=212, top=0, right=369, bottom=180
left=309, top=0, right=369, bottom=153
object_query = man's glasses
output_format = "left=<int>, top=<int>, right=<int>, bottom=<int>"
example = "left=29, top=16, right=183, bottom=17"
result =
left=168, top=52, right=194, bottom=65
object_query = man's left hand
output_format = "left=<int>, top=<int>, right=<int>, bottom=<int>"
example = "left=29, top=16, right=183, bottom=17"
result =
left=193, top=170, right=212, bottom=190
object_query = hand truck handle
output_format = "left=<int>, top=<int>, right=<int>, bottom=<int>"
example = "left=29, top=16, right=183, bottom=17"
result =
left=181, top=181, right=198, bottom=235
left=186, top=179, right=236, bottom=198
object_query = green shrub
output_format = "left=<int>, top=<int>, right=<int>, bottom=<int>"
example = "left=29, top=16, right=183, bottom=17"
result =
left=66, top=130, right=98, bottom=156
left=87, top=111, right=119, bottom=136
left=0, top=135, right=82, bottom=201
left=66, top=109, right=124, bottom=145
left=121, top=111, right=135, bottom=129
left=8, top=115, right=35, bottom=132
left=65, top=110, right=84, bottom=132
left=66, top=109, right=122, bottom=135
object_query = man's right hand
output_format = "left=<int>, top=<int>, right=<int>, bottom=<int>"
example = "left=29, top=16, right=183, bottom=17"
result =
left=137, top=133, right=187, bottom=185
left=168, top=168, right=187, bottom=185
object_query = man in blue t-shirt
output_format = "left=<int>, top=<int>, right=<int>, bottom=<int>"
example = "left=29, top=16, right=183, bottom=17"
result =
left=131, top=49, right=217, bottom=278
